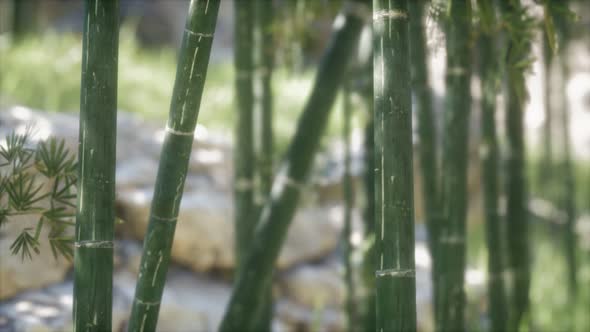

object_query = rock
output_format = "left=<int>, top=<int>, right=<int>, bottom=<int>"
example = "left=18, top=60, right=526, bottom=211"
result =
left=275, top=299, right=345, bottom=332
left=0, top=220, right=71, bottom=300
left=117, top=187, right=342, bottom=272
left=279, top=261, right=345, bottom=309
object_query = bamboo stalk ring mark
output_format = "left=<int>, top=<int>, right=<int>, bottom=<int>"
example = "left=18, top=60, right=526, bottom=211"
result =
left=446, top=67, right=467, bottom=76
left=373, top=9, right=407, bottom=21
left=134, top=297, right=161, bottom=308
left=375, top=268, right=415, bottom=278
left=235, top=178, right=255, bottom=191
left=165, top=125, right=194, bottom=137
left=439, top=235, right=465, bottom=244
left=152, top=214, right=178, bottom=222
left=185, top=29, right=213, bottom=38
left=74, top=240, right=113, bottom=248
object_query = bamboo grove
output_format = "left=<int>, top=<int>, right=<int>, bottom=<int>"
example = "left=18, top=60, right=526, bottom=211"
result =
left=5, top=0, right=588, bottom=331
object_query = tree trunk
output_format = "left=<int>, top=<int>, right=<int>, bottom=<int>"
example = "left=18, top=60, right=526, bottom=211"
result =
left=218, top=2, right=366, bottom=330
left=437, top=1, right=472, bottom=331
left=127, top=1, right=220, bottom=330
left=477, top=1, right=508, bottom=331
left=373, top=0, right=417, bottom=330
left=74, top=0, right=119, bottom=330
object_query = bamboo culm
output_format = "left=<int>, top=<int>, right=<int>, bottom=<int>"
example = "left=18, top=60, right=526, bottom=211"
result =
left=127, top=1, right=221, bottom=331
left=218, top=2, right=366, bottom=330
left=234, top=0, right=256, bottom=274
left=499, top=1, right=532, bottom=328
left=373, top=0, right=417, bottom=331
left=408, top=0, right=440, bottom=322
left=437, top=1, right=472, bottom=331
left=73, top=0, right=119, bottom=331
left=342, top=82, right=357, bottom=330
left=477, top=1, right=508, bottom=330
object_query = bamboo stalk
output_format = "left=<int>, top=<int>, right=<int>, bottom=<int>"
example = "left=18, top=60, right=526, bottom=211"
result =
left=74, top=0, right=119, bottom=330
left=437, top=1, right=472, bottom=331
left=256, top=0, right=275, bottom=198
left=408, top=0, right=440, bottom=323
left=127, top=1, right=220, bottom=331
left=373, top=0, right=417, bottom=330
left=498, top=0, right=532, bottom=329
left=477, top=1, right=508, bottom=330
left=219, top=3, right=366, bottom=330
left=342, top=81, right=357, bottom=331
left=234, top=0, right=256, bottom=274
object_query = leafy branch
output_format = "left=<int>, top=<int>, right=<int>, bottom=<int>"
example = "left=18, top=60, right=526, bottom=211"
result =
left=0, top=130, right=77, bottom=261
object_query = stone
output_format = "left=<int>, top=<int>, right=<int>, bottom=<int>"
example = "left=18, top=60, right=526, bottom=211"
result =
left=279, top=261, right=345, bottom=309
left=0, top=220, right=71, bottom=300
left=117, top=187, right=342, bottom=272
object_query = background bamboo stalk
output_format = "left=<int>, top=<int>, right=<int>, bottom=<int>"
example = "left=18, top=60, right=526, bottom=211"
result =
left=73, top=0, right=119, bottom=330
left=341, top=81, right=357, bottom=331
left=437, top=1, right=472, bottom=331
left=477, top=1, right=508, bottom=330
left=408, top=0, right=440, bottom=323
left=373, top=0, right=417, bottom=330
left=218, top=2, right=366, bottom=330
left=233, top=0, right=256, bottom=275
left=127, top=1, right=220, bottom=330
left=499, top=1, right=532, bottom=329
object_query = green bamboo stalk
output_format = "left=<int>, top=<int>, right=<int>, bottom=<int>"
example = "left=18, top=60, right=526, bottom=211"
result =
left=437, top=1, right=472, bottom=331
left=498, top=1, right=532, bottom=329
left=234, top=0, right=256, bottom=274
left=74, top=0, right=119, bottom=331
left=361, top=83, right=376, bottom=332
left=12, top=0, right=38, bottom=40
left=250, top=1, right=275, bottom=330
left=477, top=1, right=508, bottom=330
left=127, top=1, right=220, bottom=331
left=408, top=0, right=440, bottom=323
left=219, top=3, right=366, bottom=330
left=554, top=3, right=577, bottom=297
left=539, top=27, right=554, bottom=194
left=373, top=0, right=417, bottom=330
left=342, top=81, right=357, bottom=331
left=256, top=0, right=275, bottom=197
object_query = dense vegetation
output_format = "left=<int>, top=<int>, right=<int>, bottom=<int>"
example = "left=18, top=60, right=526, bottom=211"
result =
left=1, top=0, right=589, bottom=331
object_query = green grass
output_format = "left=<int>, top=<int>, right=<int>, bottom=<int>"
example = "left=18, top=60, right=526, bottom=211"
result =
left=0, top=25, right=365, bottom=152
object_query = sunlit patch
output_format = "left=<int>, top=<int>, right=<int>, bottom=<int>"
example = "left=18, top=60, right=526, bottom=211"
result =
left=415, top=243, right=431, bottom=269
left=15, top=301, right=32, bottom=312
left=33, top=305, right=59, bottom=318
left=465, top=268, right=485, bottom=286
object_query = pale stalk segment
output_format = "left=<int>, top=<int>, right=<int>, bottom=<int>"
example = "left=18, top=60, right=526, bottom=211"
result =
left=73, top=0, right=119, bottom=331
left=219, top=2, right=367, bottom=330
left=477, top=1, right=508, bottom=330
left=373, top=0, right=417, bottom=331
left=127, top=1, right=221, bottom=331
left=437, top=1, right=472, bottom=331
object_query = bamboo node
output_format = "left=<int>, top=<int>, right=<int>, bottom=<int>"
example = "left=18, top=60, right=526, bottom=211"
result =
left=152, top=214, right=178, bottom=222
left=135, top=297, right=161, bottom=307
left=375, top=268, right=415, bottom=278
left=165, top=125, right=194, bottom=137
left=373, top=9, right=407, bottom=21
left=439, top=235, right=465, bottom=244
left=235, top=178, right=255, bottom=191
left=185, top=29, right=213, bottom=38
left=74, top=240, right=113, bottom=248
left=446, top=67, right=467, bottom=76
